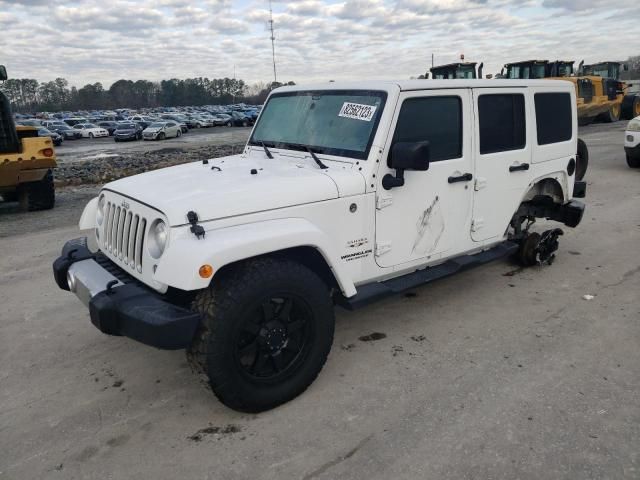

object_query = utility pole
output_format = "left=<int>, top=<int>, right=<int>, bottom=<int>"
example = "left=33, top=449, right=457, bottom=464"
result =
left=268, top=0, right=277, bottom=85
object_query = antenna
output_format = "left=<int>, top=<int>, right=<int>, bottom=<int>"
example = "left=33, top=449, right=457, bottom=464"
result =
left=268, top=0, right=277, bottom=84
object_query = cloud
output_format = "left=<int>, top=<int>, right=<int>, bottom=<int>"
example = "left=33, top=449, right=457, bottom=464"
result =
left=0, top=0, right=638, bottom=88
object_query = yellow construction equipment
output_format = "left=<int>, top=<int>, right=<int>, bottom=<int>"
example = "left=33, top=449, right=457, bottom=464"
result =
left=0, top=65, right=56, bottom=211
left=501, top=60, right=630, bottom=125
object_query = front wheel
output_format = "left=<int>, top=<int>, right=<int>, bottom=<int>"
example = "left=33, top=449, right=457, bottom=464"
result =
left=157, top=132, right=166, bottom=140
left=226, top=121, right=232, bottom=127
left=89, top=133, right=94, bottom=138
left=188, top=258, right=335, bottom=412
left=176, top=129, right=182, bottom=138
left=601, top=104, right=621, bottom=123
left=18, top=169, right=55, bottom=211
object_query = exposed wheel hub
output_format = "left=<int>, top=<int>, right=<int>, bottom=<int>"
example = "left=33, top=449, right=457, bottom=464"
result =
left=261, top=321, right=289, bottom=353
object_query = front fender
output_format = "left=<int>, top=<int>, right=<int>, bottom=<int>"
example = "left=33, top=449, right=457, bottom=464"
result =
left=154, top=218, right=357, bottom=297
left=78, top=197, right=98, bottom=230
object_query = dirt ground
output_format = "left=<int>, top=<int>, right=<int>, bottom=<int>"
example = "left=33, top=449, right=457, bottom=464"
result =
left=0, top=122, right=639, bottom=480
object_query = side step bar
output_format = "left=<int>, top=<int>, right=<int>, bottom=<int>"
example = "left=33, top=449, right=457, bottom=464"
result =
left=338, top=241, right=519, bottom=310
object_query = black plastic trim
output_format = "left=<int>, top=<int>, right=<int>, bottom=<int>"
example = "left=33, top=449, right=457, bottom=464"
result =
left=573, top=181, right=586, bottom=198
left=52, top=237, right=93, bottom=291
left=338, top=241, right=518, bottom=310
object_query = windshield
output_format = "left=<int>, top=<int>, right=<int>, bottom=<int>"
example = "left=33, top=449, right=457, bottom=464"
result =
left=149, top=122, right=165, bottom=128
left=117, top=123, right=136, bottom=129
left=250, top=90, right=386, bottom=160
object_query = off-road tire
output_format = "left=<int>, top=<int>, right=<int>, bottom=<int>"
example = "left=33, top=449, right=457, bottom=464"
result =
left=578, top=117, right=593, bottom=127
left=621, top=94, right=640, bottom=120
left=517, top=232, right=541, bottom=267
left=157, top=132, right=166, bottom=140
left=187, top=257, right=335, bottom=412
left=576, top=138, right=589, bottom=181
left=18, top=169, right=55, bottom=211
left=601, top=104, right=621, bottom=123
left=627, top=153, right=640, bottom=168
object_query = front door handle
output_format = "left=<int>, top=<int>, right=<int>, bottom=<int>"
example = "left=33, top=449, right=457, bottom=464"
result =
left=509, top=163, right=530, bottom=172
left=448, top=173, right=473, bottom=184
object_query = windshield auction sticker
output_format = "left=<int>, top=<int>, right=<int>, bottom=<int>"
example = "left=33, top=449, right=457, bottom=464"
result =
left=338, top=102, right=377, bottom=122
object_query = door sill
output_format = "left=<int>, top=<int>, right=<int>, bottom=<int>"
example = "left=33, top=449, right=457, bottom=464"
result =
left=338, top=241, right=518, bottom=310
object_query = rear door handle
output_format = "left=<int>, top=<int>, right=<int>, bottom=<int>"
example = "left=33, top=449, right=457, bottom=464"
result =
left=509, top=163, right=530, bottom=172
left=448, top=173, right=473, bottom=184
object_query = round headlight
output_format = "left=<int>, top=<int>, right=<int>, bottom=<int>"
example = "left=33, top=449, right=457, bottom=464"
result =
left=148, top=219, right=168, bottom=259
left=96, top=195, right=105, bottom=226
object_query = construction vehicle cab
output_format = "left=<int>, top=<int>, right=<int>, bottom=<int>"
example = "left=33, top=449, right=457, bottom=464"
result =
left=581, top=62, right=622, bottom=80
left=429, top=62, right=482, bottom=79
left=0, top=64, right=56, bottom=211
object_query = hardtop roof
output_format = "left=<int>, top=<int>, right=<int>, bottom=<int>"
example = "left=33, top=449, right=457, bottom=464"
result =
left=275, top=79, right=575, bottom=94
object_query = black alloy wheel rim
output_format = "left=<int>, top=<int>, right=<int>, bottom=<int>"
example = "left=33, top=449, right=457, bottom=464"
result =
left=234, top=295, right=313, bottom=382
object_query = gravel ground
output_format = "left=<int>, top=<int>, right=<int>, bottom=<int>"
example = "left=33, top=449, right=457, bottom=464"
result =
left=1, top=122, right=639, bottom=480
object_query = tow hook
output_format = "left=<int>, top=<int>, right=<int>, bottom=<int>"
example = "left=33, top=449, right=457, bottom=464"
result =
left=536, top=228, right=563, bottom=265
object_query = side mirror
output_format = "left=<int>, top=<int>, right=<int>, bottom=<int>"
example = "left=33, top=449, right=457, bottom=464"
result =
left=0, top=65, right=7, bottom=81
left=382, top=141, right=430, bottom=190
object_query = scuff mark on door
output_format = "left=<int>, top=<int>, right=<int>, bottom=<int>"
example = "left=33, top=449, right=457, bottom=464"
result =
left=413, top=195, right=445, bottom=255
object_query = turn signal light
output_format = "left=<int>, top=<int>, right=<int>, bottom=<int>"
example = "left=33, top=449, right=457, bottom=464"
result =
left=42, top=148, right=54, bottom=157
left=199, top=264, right=213, bottom=278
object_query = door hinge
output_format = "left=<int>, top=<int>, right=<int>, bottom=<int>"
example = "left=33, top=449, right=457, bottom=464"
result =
left=474, top=177, right=487, bottom=191
left=375, top=242, right=392, bottom=257
left=471, top=219, right=484, bottom=232
left=376, top=194, right=393, bottom=210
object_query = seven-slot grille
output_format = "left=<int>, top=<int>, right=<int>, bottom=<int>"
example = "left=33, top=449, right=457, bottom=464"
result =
left=100, top=200, right=147, bottom=273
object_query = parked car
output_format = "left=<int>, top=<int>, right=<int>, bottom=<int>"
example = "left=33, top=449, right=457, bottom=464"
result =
left=37, top=127, right=63, bottom=146
left=64, top=117, right=88, bottom=126
left=49, top=124, right=83, bottom=140
left=192, top=116, right=213, bottom=128
left=97, top=121, right=119, bottom=135
left=625, top=115, right=640, bottom=168
left=53, top=79, right=587, bottom=413
left=17, top=119, right=42, bottom=127
left=211, top=114, right=233, bottom=126
left=143, top=121, right=182, bottom=140
left=72, top=123, right=109, bottom=138
left=113, top=122, right=144, bottom=142
left=161, top=114, right=190, bottom=131
left=127, top=115, right=157, bottom=129
left=230, top=111, right=254, bottom=127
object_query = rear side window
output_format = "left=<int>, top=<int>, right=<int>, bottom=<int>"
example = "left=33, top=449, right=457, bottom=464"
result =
left=392, top=96, right=462, bottom=162
left=478, top=94, right=526, bottom=154
left=535, top=92, right=572, bottom=145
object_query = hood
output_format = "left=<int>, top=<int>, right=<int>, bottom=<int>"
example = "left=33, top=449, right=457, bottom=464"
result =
left=105, top=153, right=365, bottom=226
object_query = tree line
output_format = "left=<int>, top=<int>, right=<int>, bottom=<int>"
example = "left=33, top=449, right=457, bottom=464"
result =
left=0, top=77, right=295, bottom=113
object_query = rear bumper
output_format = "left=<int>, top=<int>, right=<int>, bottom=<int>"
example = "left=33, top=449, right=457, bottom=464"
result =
left=53, top=238, right=200, bottom=350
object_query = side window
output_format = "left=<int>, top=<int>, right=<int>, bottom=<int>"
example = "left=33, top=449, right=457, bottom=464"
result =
left=392, top=96, right=462, bottom=162
left=478, top=93, right=525, bottom=154
left=535, top=92, right=572, bottom=145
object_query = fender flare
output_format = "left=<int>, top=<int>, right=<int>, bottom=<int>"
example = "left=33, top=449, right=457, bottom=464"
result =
left=79, top=197, right=98, bottom=230
left=520, top=172, right=569, bottom=205
left=154, top=217, right=357, bottom=297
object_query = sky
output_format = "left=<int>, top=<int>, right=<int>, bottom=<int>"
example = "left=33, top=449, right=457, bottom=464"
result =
left=1, top=0, right=638, bottom=88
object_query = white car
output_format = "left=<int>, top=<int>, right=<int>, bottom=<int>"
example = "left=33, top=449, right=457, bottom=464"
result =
left=72, top=123, right=109, bottom=138
left=142, top=121, right=182, bottom=140
left=54, top=79, right=587, bottom=413
left=624, top=115, right=640, bottom=168
left=193, top=116, right=213, bottom=128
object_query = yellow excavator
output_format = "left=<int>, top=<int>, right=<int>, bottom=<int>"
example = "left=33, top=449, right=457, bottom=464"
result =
left=0, top=64, right=56, bottom=211
left=501, top=59, right=632, bottom=125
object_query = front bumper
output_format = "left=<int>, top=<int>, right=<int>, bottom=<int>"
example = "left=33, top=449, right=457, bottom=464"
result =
left=52, top=238, right=200, bottom=350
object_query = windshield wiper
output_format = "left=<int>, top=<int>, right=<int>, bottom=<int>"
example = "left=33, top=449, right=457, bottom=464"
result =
left=260, top=141, right=273, bottom=159
left=306, top=147, right=328, bottom=170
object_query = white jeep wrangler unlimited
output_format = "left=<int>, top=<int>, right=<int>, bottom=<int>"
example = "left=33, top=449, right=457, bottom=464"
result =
left=54, top=80, right=587, bottom=412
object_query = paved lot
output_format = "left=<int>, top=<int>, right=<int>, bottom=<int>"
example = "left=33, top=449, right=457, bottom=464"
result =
left=1, top=122, right=639, bottom=480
